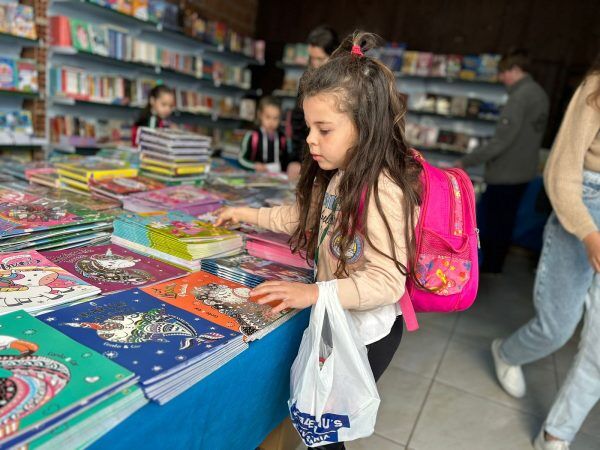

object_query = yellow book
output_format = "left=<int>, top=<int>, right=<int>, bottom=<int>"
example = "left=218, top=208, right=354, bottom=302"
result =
left=60, top=176, right=90, bottom=192
left=140, top=164, right=208, bottom=176
left=55, top=161, right=138, bottom=180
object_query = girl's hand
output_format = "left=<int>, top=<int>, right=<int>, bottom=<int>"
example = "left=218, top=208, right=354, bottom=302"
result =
left=583, top=231, right=600, bottom=272
left=251, top=281, right=318, bottom=315
left=214, top=206, right=259, bottom=227
left=255, top=163, right=268, bottom=172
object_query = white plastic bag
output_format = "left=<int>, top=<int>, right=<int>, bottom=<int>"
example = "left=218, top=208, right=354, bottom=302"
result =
left=288, top=280, right=380, bottom=447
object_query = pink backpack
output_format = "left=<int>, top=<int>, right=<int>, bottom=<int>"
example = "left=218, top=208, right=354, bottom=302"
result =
left=359, top=151, right=479, bottom=331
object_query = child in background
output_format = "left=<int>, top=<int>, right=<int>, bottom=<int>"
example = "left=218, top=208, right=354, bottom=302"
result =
left=131, top=85, right=176, bottom=146
left=218, top=31, right=422, bottom=449
left=238, top=96, right=289, bottom=173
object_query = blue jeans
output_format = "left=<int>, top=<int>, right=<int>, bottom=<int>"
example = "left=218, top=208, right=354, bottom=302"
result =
left=500, top=170, right=600, bottom=442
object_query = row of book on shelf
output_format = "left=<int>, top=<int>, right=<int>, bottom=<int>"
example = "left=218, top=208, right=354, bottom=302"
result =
left=408, top=92, right=502, bottom=120
left=87, top=0, right=265, bottom=61
left=48, top=67, right=257, bottom=121
left=0, top=0, right=36, bottom=39
left=0, top=57, right=38, bottom=92
left=405, top=121, right=490, bottom=154
left=50, top=16, right=253, bottom=89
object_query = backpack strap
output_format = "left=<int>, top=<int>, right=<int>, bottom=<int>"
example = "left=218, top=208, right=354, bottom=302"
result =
left=250, top=130, right=260, bottom=161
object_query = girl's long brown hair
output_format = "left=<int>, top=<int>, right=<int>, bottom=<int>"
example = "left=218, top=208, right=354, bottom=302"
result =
left=586, top=53, right=600, bottom=110
left=290, top=31, right=422, bottom=280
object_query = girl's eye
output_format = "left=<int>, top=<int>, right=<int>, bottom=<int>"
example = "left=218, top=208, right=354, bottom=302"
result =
left=319, top=129, right=331, bottom=135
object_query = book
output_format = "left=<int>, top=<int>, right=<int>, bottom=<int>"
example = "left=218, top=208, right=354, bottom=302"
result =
left=89, top=24, right=109, bottom=56
left=70, top=19, right=92, bottom=52
left=446, top=55, right=463, bottom=78
left=401, top=51, right=419, bottom=75
left=430, top=54, right=447, bottom=77
left=42, top=244, right=186, bottom=294
left=122, top=186, right=222, bottom=215
left=143, top=270, right=298, bottom=340
left=40, top=289, right=246, bottom=403
left=89, top=176, right=165, bottom=201
left=55, top=158, right=138, bottom=182
left=17, top=60, right=38, bottom=92
left=450, top=96, right=469, bottom=116
left=460, top=55, right=480, bottom=80
left=11, top=4, right=36, bottom=40
left=0, top=57, right=17, bottom=89
left=0, top=311, right=135, bottom=448
left=416, top=52, right=433, bottom=76
left=0, top=250, right=100, bottom=314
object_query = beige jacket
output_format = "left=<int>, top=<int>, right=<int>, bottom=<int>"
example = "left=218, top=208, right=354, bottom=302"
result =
left=544, top=74, right=600, bottom=240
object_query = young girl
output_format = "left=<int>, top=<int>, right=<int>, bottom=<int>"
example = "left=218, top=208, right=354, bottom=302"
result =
left=131, top=84, right=176, bottom=146
left=217, top=31, right=422, bottom=448
left=238, top=96, right=289, bottom=173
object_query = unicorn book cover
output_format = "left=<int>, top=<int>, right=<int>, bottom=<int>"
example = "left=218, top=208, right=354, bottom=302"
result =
left=39, top=289, right=241, bottom=385
left=0, top=250, right=100, bottom=315
left=42, top=244, right=186, bottom=294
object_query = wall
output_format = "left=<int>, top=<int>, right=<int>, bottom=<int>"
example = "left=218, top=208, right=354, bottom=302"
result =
left=195, top=0, right=258, bottom=37
left=254, top=0, right=600, bottom=145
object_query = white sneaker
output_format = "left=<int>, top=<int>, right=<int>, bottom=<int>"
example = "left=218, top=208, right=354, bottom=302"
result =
left=491, top=338, right=526, bottom=398
left=533, top=428, right=570, bottom=450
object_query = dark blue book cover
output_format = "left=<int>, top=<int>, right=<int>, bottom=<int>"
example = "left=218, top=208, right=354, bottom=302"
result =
left=38, top=289, right=241, bottom=385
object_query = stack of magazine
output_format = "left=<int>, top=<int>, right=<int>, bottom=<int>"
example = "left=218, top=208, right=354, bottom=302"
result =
left=201, top=253, right=313, bottom=288
left=89, top=176, right=165, bottom=203
left=40, top=289, right=247, bottom=404
left=0, top=187, right=114, bottom=252
left=0, top=311, right=142, bottom=449
left=111, top=211, right=243, bottom=270
left=122, top=185, right=223, bottom=215
left=138, top=128, right=212, bottom=185
left=54, top=158, right=138, bottom=195
left=245, top=230, right=311, bottom=269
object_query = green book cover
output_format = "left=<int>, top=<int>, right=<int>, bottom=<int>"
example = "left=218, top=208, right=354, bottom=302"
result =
left=69, top=19, right=92, bottom=53
left=0, top=311, right=134, bottom=444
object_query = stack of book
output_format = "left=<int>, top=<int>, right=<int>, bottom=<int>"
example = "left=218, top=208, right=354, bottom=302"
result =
left=55, top=157, right=138, bottom=194
left=0, top=250, right=100, bottom=315
left=40, top=288, right=247, bottom=404
left=111, top=211, right=243, bottom=271
left=138, top=128, right=212, bottom=185
left=122, top=185, right=223, bottom=215
left=89, top=176, right=165, bottom=203
left=0, top=311, right=141, bottom=449
left=201, top=253, right=313, bottom=288
left=0, top=187, right=114, bottom=252
left=42, top=244, right=187, bottom=295
left=245, top=230, right=311, bottom=269
left=144, top=271, right=299, bottom=341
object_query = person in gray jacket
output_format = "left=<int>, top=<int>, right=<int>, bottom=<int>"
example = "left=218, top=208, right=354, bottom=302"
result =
left=455, top=50, right=549, bottom=273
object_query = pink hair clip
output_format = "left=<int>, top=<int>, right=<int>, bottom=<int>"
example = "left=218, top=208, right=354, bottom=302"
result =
left=351, top=45, right=364, bottom=57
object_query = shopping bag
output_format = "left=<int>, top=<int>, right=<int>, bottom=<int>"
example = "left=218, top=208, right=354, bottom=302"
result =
left=288, top=280, right=380, bottom=447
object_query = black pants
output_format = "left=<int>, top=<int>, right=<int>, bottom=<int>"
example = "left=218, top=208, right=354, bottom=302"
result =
left=318, top=317, right=404, bottom=450
left=478, top=183, right=528, bottom=273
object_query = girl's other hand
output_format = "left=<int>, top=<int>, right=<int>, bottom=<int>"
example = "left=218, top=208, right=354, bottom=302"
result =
left=255, top=163, right=268, bottom=172
left=583, top=231, right=600, bottom=272
left=251, top=281, right=318, bottom=315
left=214, top=207, right=242, bottom=227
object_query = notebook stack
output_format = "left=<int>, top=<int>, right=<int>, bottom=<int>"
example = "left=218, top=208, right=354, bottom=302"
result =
left=0, top=312, right=140, bottom=449
left=201, top=253, right=313, bottom=288
left=89, top=176, right=165, bottom=203
left=138, top=127, right=212, bottom=185
left=143, top=270, right=299, bottom=342
left=42, top=244, right=187, bottom=295
left=244, top=230, right=311, bottom=269
left=0, top=187, right=114, bottom=252
left=54, top=157, right=138, bottom=195
left=0, top=250, right=100, bottom=315
left=111, top=211, right=243, bottom=271
left=122, top=185, right=223, bottom=215
left=40, top=289, right=247, bottom=404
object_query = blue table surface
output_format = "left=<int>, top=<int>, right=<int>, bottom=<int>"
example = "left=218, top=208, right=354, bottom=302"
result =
left=91, top=309, right=310, bottom=450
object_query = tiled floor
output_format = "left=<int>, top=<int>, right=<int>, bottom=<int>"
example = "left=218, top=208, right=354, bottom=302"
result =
left=297, top=252, right=600, bottom=450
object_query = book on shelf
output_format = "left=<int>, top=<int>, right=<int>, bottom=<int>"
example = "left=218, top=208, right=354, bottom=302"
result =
left=0, top=57, right=17, bottom=89
left=0, top=2, right=36, bottom=40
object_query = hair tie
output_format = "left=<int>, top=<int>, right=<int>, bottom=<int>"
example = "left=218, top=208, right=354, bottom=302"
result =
left=351, top=45, right=364, bottom=57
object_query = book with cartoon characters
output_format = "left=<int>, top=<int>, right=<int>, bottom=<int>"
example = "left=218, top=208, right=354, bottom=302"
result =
left=89, top=176, right=165, bottom=201
left=39, top=289, right=246, bottom=403
left=142, top=270, right=298, bottom=341
left=42, top=244, right=186, bottom=294
left=122, top=186, right=223, bottom=215
left=0, top=250, right=101, bottom=315
left=0, top=311, right=135, bottom=448
left=201, top=253, right=313, bottom=288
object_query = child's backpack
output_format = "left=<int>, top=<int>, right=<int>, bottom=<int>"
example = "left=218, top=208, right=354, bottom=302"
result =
left=402, top=151, right=479, bottom=331
left=250, top=130, right=287, bottom=161
left=358, top=151, right=479, bottom=331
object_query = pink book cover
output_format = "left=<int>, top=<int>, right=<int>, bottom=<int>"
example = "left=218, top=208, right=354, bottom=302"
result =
left=130, top=186, right=223, bottom=209
left=42, top=244, right=187, bottom=294
left=244, top=230, right=291, bottom=249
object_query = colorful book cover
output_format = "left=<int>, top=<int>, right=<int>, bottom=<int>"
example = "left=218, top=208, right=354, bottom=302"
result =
left=203, top=254, right=313, bottom=284
left=129, top=186, right=222, bottom=209
left=42, top=244, right=186, bottom=294
left=142, top=271, right=291, bottom=338
left=88, top=24, right=109, bottom=56
left=55, top=159, right=138, bottom=181
left=70, top=19, right=92, bottom=52
left=0, top=198, right=109, bottom=238
left=17, top=60, right=38, bottom=92
left=0, top=250, right=100, bottom=314
left=89, top=176, right=165, bottom=198
left=0, top=57, right=17, bottom=90
left=39, top=289, right=241, bottom=385
left=0, top=311, right=133, bottom=444
left=11, top=4, right=36, bottom=40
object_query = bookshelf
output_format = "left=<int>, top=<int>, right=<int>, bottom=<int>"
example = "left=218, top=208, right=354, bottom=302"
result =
left=0, top=30, right=38, bottom=47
